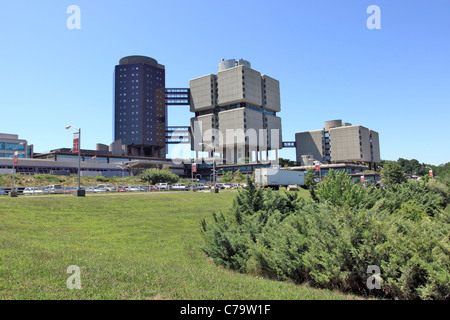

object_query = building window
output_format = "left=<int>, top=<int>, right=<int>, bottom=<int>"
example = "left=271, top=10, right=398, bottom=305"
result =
left=7, top=142, right=25, bottom=151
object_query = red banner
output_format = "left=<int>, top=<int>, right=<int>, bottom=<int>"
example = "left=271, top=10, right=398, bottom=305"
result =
left=361, top=176, right=365, bottom=183
left=73, top=132, right=79, bottom=153
left=429, top=170, right=433, bottom=178
left=14, top=151, right=18, bottom=166
left=192, top=163, right=197, bottom=173
left=315, top=165, right=320, bottom=172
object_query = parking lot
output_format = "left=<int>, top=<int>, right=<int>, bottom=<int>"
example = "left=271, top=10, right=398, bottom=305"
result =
left=0, top=182, right=245, bottom=196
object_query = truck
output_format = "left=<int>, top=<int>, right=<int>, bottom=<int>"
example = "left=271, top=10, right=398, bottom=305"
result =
left=254, top=168, right=304, bottom=189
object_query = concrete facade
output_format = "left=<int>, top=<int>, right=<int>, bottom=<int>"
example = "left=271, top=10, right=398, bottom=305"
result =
left=295, top=130, right=324, bottom=164
left=261, top=75, right=281, bottom=112
left=189, top=59, right=282, bottom=164
left=369, top=130, right=380, bottom=163
left=217, top=65, right=262, bottom=106
left=189, top=74, right=217, bottom=112
left=295, top=120, right=380, bottom=165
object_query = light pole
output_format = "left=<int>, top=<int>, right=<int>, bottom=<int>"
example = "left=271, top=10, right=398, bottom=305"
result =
left=191, top=159, right=195, bottom=192
left=10, top=142, right=24, bottom=197
left=66, top=125, right=84, bottom=197
left=200, top=142, right=217, bottom=193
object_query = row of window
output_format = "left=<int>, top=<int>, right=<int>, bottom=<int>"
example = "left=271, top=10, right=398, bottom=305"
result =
left=118, top=67, right=140, bottom=72
left=0, top=153, right=25, bottom=158
left=0, top=142, right=26, bottom=151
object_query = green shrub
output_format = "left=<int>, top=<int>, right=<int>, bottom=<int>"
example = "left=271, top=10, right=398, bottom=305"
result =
left=140, top=168, right=179, bottom=185
left=201, top=177, right=450, bottom=299
left=95, top=176, right=110, bottom=183
left=315, top=170, right=366, bottom=208
left=427, top=179, right=450, bottom=204
left=34, top=174, right=64, bottom=183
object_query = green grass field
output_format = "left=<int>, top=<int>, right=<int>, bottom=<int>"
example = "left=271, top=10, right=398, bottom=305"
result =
left=0, top=190, right=362, bottom=300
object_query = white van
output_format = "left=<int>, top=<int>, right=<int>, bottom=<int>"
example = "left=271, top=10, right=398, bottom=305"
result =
left=155, top=183, right=172, bottom=190
left=44, top=185, right=64, bottom=194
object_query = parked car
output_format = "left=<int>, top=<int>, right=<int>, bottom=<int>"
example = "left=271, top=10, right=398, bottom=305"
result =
left=117, top=186, right=128, bottom=192
left=223, top=184, right=233, bottom=189
left=172, top=183, right=188, bottom=191
left=86, top=187, right=95, bottom=193
left=215, top=183, right=225, bottom=189
left=97, top=184, right=117, bottom=192
left=86, top=187, right=106, bottom=193
left=63, top=187, right=75, bottom=194
left=155, top=183, right=172, bottom=190
left=125, top=186, right=140, bottom=192
left=138, top=185, right=149, bottom=192
left=43, top=185, right=64, bottom=194
left=232, top=183, right=240, bottom=189
left=23, top=187, right=44, bottom=195
left=148, top=185, right=157, bottom=191
left=195, top=183, right=208, bottom=190
left=0, top=188, right=8, bottom=195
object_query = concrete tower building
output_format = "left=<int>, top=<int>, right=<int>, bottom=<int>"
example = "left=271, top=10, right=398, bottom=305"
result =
left=114, top=56, right=166, bottom=158
left=295, top=120, right=380, bottom=167
left=189, top=59, right=282, bottom=164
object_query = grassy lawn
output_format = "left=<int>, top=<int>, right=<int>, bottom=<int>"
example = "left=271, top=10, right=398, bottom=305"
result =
left=0, top=190, right=362, bottom=300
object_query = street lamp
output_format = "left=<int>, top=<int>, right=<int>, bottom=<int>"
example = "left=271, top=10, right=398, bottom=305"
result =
left=66, top=125, right=84, bottom=197
left=10, top=142, right=24, bottom=197
left=190, top=159, right=195, bottom=192
left=199, top=142, right=217, bottom=193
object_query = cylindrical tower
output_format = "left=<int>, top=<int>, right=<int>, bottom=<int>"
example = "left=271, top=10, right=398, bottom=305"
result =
left=114, top=56, right=166, bottom=158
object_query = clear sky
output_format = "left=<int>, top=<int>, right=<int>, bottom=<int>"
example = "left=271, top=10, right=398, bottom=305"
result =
left=0, top=0, right=449, bottom=165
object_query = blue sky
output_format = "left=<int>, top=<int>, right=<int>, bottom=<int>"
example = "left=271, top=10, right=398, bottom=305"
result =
left=0, top=0, right=448, bottom=165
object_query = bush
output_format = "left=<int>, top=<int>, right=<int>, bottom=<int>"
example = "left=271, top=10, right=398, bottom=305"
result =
left=382, top=161, right=407, bottom=187
left=427, top=179, right=450, bottom=204
left=140, top=168, right=179, bottom=185
left=34, top=174, right=64, bottom=183
left=315, top=170, right=366, bottom=208
left=201, top=176, right=450, bottom=299
left=95, top=176, right=110, bottom=183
